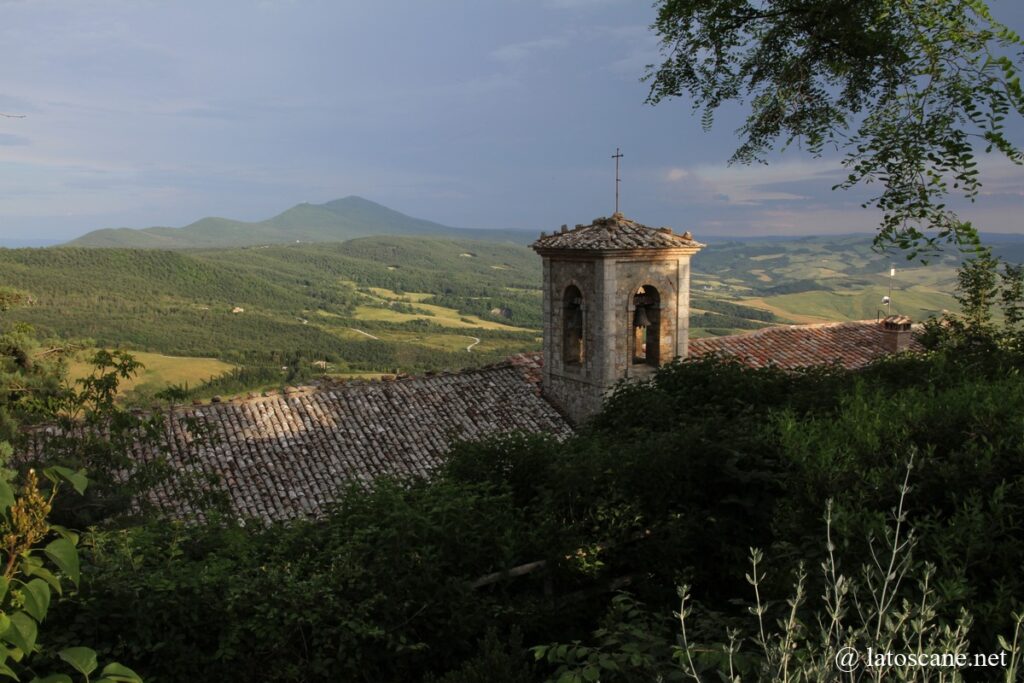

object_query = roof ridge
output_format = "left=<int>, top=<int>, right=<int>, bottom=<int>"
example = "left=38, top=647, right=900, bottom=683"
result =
left=184, top=362, right=525, bottom=409
left=689, top=318, right=923, bottom=372
left=693, top=320, right=877, bottom=343
left=780, top=319, right=878, bottom=330
left=111, top=358, right=570, bottom=523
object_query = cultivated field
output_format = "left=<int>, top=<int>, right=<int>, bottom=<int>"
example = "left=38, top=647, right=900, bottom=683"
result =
left=67, top=350, right=235, bottom=396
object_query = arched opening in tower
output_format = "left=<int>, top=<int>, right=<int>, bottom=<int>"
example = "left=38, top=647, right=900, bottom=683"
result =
left=563, top=284, right=584, bottom=366
left=632, top=285, right=660, bottom=366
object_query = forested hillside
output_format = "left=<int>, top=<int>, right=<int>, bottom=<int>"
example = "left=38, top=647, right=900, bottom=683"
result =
left=0, top=238, right=545, bottom=401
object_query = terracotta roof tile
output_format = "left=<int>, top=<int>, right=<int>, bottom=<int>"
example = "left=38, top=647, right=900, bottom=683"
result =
left=531, top=213, right=703, bottom=252
left=507, top=351, right=544, bottom=390
left=689, top=320, right=922, bottom=370
left=123, top=363, right=570, bottom=524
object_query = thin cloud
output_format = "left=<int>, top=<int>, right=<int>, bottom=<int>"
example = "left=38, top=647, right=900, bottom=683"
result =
left=545, top=0, right=624, bottom=8
left=491, top=37, right=570, bottom=64
left=665, top=160, right=842, bottom=204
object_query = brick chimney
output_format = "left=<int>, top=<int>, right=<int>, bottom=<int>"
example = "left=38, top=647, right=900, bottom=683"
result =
left=881, top=315, right=913, bottom=353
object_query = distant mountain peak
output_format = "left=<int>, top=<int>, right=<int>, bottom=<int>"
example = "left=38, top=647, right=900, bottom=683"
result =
left=65, top=197, right=532, bottom=249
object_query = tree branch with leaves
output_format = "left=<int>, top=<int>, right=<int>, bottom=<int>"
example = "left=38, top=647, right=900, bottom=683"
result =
left=646, top=0, right=1024, bottom=258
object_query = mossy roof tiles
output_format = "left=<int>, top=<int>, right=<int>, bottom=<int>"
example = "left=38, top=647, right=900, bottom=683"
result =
left=689, top=321, right=922, bottom=370
left=531, top=213, right=702, bottom=252
left=139, top=362, right=570, bottom=524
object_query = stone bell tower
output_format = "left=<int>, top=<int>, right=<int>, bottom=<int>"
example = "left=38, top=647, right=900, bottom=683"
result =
left=531, top=213, right=703, bottom=424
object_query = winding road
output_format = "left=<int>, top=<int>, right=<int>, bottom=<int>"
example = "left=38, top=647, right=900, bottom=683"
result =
left=348, top=327, right=381, bottom=340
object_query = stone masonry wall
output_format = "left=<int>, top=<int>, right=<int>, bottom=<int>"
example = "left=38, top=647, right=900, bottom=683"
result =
left=543, top=257, right=602, bottom=423
left=542, top=252, right=693, bottom=424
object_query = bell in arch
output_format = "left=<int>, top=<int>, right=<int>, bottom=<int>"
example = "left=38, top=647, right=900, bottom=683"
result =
left=634, top=305, right=652, bottom=329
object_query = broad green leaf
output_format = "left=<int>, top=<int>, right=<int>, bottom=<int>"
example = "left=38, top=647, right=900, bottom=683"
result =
left=21, top=564, right=62, bottom=596
left=0, top=480, right=13, bottom=514
left=6, top=640, right=25, bottom=662
left=3, top=612, right=38, bottom=654
left=0, top=661, right=19, bottom=679
left=44, top=539, right=79, bottom=586
left=58, top=647, right=97, bottom=677
left=0, top=577, right=8, bottom=603
left=47, top=468, right=88, bottom=496
left=97, top=662, right=144, bottom=683
left=47, top=526, right=79, bottom=546
left=21, top=580, right=51, bottom=623
left=0, top=613, right=10, bottom=634
left=30, top=675, right=72, bottom=683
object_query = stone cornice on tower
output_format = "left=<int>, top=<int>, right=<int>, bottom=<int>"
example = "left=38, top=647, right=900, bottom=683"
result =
left=531, top=213, right=704, bottom=256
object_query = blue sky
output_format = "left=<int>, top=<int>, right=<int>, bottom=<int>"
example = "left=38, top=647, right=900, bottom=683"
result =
left=1, top=0, right=1023, bottom=246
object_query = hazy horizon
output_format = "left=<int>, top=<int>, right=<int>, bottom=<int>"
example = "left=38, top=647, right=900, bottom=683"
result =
left=6, top=192, right=1024, bottom=248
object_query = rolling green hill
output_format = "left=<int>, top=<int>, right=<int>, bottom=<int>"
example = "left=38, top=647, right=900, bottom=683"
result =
left=66, top=196, right=534, bottom=249
left=0, top=238, right=546, bottom=400
left=2, top=232, right=988, bottom=401
left=688, top=235, right=975, bottom=326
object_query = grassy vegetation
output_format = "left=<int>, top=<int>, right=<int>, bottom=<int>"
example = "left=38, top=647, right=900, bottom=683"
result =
left=66, top=350, right=234, bottom=397
left=352, top=304, right=532, bottom=331
left=687, top=234, right=996, bottom=328
left=739, top=286, right=957, bottom=323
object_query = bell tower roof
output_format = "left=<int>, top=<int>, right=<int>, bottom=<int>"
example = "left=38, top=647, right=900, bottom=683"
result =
left=532, top=213, right=703, bottom=254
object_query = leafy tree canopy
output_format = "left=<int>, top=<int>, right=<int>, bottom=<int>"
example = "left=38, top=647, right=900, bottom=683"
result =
left=646, top=0, right=1024, bottom=257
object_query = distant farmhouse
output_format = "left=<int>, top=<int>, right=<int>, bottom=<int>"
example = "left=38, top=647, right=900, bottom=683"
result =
left=133, top=213, right=920, bottom=523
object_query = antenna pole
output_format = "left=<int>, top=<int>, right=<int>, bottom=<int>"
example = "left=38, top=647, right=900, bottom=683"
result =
left=612, top=147, right=623, bottom=214
left=888, top=266, right=895, bottom=315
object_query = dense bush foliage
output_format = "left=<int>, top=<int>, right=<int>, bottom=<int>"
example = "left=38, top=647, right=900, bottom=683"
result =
left=535, top=249, right=1024, bottom=681
left=1, top=288, right=144, bottom=681
left=50, top=479, right=558, bottom=681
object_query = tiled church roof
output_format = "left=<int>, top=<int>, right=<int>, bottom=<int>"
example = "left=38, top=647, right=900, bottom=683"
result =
left=532, top=213, right=703, bottom=251
left=507, top=351, right=544, bottom=387
left=689, top=320, right=922, bottom=369
left=134, top=362, right=570, bottom=524
left=29, top=323, right=915, bottom=525
left=510, top=322, right=919, bottom=378
left=137, top=323, right=917, bottom=522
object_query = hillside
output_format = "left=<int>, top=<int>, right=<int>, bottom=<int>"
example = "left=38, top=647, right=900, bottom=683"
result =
left=689, top=235, right=969, bottom=327
left=0, top=238, right=546, bottom=403
left=2, top=232, right=991, bottom=400
left=67, top=195, right=534, bottom=249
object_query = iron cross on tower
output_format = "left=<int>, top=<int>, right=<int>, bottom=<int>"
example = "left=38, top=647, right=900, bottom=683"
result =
left=612, top=147, right=623, bottom=214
